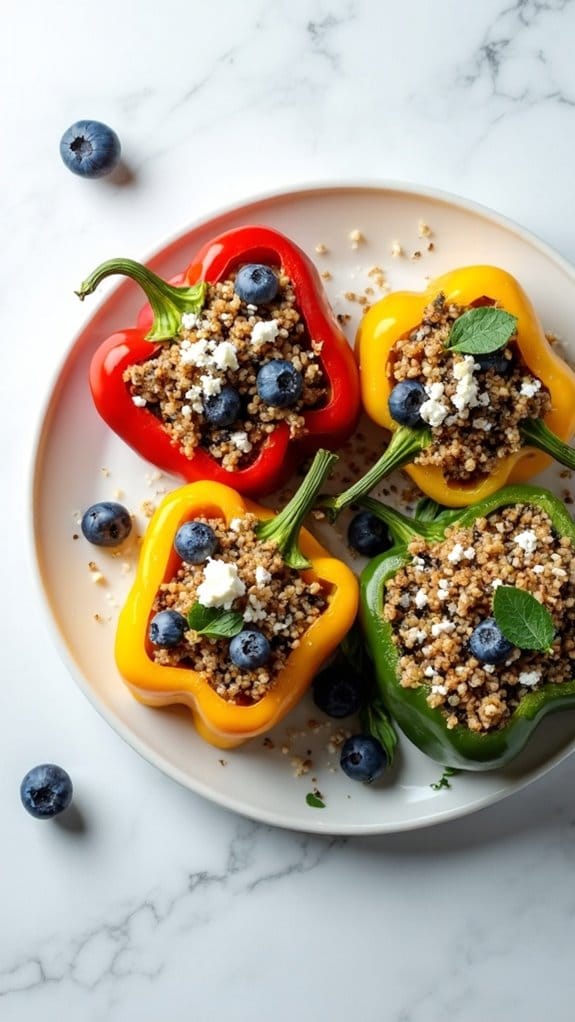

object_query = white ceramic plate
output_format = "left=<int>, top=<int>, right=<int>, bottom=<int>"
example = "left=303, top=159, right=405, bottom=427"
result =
left=32, top=182, right=575, bottom=835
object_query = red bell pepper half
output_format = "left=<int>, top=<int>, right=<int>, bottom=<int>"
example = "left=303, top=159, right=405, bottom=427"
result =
left=77, top=225, right=360, bottom=497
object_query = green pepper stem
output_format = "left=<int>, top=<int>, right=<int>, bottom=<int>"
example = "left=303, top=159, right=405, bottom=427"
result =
left=520, top=418, right=575, bottom=471
left=255, top=449, right=338, bottom=570
left=75, top=258, right=207, bottom=342
left=316, top=425, right=431, bottom=522
left=357, top=496, right=432, bottom=544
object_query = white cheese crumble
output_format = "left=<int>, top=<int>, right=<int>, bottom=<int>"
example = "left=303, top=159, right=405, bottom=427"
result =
left=131, top=395, right=147, bottom=407
left=519, top=669, right=542, bottom=688
left=406, top=627, right=427, bottom=644
left=533, top=564, right=545, bottom=574
left=251, top=320, right=279, bottom=348
left=229, top=431, right=253, bottom=454
left=451, top=356, right=480, bottom=413
left=431, top=683, right=448, bottom=695
left=447, top=543, right=464, bottom=563
left=424, top=666, right=437, bottom=678
left=243, top=594, right=267, bottom=623
left=196, top=559, right=246, bottom=609
left=514, top=530, right=538, bottom=554
left=229, top=518, right=243, bottom=533
left=419, top=382, right=450, bottom=427
left=412, top=556, right=426, bottom=569
left=399, top=593, right=411, bottom=609
left=180, top=338, right=213, bottom=367
left=200, top=374, right=222, bottom=398
left=463, top=547, right=475, bottom=560
left=491, top=578, right=503, bottom=589
left=181, top=312, right=199, bottom=330
left=431, top=620, right=456, bottom=637
left=255, top=565, right=272, bottom=587
left=180, top=404, right=192, bottom=418
left=211, top=340, right=239, bottom=371
left=520, top=378, right=542, bottom=398
left=414, top=590, right=428, bottom=609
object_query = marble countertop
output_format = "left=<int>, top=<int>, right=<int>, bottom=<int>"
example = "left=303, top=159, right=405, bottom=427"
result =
left=4, top=1, right=575, bottom=1019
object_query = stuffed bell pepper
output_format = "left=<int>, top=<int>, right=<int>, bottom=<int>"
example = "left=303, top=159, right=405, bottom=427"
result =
left=359, top=485, right=575, bottom=770
left=77, top=226, right=360, bottom=497
left=322, top=266, right=575, bottom=516
left=116, top=449, right=358, bottom=748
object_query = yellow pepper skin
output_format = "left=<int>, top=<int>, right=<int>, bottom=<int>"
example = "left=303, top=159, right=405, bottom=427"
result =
left=357, top=265, right=575, bottom=506
left=116, top=481, right=358, bottom=749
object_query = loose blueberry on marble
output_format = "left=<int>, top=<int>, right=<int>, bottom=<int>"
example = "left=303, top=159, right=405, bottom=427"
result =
left=256, top=360, right=303, bottom=408
left=149, top=609, right=188, bottom=648
left=347, top=511, right=391, bottom=557
left=312, top=665, right=363, bottom=718
left=20, top=764, right=73, bottom=819
left=81, top=501, right=132, bottom=547
left=229, top=629, right=271, bottom=669
left=340, top=735, right=387, bottom=783
left=474, top=351, right=512, bottom=375
left=468, top=618, right=513, bottom=665
left=59, top=120, right=121, bottom=178
left=388, top=380, right=427, bottom=427
left=234, top=264, right=279, bottom=305
left=174, top=521, right=218, bottom=564
left=203, top=385, right=242, bottom=427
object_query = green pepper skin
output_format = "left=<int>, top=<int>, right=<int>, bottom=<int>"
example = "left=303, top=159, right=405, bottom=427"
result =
left=359, top=485, right=575, bottom=771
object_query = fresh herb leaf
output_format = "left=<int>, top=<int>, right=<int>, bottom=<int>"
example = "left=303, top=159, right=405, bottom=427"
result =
left=446, top=307, right=517, bottom=355
left=187, top=603, right=244, bottom=639
left=493, top=585, right=554, bottom=652
left=306, top=792, right=326, bottom=809
left=359, top=693, right=398, bottom=766
left=430, top=767, right=459, bottom=791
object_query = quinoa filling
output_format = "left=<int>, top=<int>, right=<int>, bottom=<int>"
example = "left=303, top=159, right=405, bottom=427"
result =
left=390, top=294, right=551, bottom=481
left=151, top=515, right=327, bottom=703
left=383, top=504, right=575, bottom=732
left=124, top=271, right=327, bottom=471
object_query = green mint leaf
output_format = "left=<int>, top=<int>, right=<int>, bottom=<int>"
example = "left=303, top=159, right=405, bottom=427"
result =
left=446, top=307, right=517, bottom=355
left=187, top=603, right=244, bottom=639
left=492, top=585, right=554, bottom=652
left=306, top=792, right=326, bottom=809
left=359, top=693, right=398, bottom=766
left=430, top=767, right=460, bottom=791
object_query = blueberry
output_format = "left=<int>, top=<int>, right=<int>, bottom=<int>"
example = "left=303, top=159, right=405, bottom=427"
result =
left=81, top=501, right=132, bottom=547
left=474, top=351, right=512, bottom=375
left=388, top=380, right=428, bottom=427
left=20, top=764, right=73, bottom=819
left=468, top=617, right=514, bottom=665
left=60, top=120, right=121, bottom=178
left=174, top=521, right=218, bottom=564
left=312, top=665, right=363, bottom=718
left=229, top=629, right=271, bottom=669
left=340, top=735, right=387, bottom=783
left=347, top=511, right=391, bottom=557
left=234, top=264, right=279, bottom=305
left=256, top=360, right=303, bottom=408
left=149, top=609, right=188, bottom=648
left=203, top=385, right=242, bottom=428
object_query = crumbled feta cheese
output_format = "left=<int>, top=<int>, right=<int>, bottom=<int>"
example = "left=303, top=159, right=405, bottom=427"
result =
left=431, top=683, right=448, bottom=696
left=438, top=579, right=450, bottom=589
left=451, top=356, right=480, bottom=412
left=463, top=547, right=475, bottom=560
left=399, top=593, right=411, bottom=609
left=246, top=303, right=258, bottom=313
left=520, top=378, right=542, bottom=398
left=229, top=518, right=243, bottom=533
left=229, top=431, right=253, bottom=454
left=255, top=565, right=272, bottom=587
left=484, top=664, right=496, bottom=674
left=251, top=320, right=279, bottom=348
left=180, top=404, right=192, bottom=418
left=437, top=589, right=450, bottom=601
left=519, top=669, right=542, bottom=688
left=181, top=312, right=199, bottom=330
left=419, top=382, right=450, bottom=427
left=551, top=566, right=567, bottom=578
left=514, top=530, right=538, bottom=554
left=412, top=556, right=426, bottom=569
left=196, top=559, right=246, bottom=609
left=200, top=374, right=222, bottom=398
left=448, top=543, right=464, bottom=563
left=406, top=627, right=427, bottom=644
left=132, top=395, right=147, bottom=407
left=424, top=666, right=437, bottom=678
left=414, top=590, right=428, bottom=609
left=491, top=578, right=503, bottom=589
left=243, top=594, right=267, bottom=623
left=184, top=385, right=204, bottom=413
left=211, top=341, right=239, bottom=371
left=431, top=620, right=456, bottom=637
left=180, top=338, right=213, bottom=367
left=533, top=564, right=545, bottom=574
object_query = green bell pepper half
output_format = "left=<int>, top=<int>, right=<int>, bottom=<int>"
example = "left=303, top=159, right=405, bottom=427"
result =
left=359, top=484, right=575, bottom=771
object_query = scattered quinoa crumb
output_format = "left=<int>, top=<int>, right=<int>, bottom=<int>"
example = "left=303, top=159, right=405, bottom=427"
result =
left=391, top=241, right=403, bottom=258
left=141, top=501, right=156, bottom=518
left=411, top=250, right=422, bottom=260
left=315, top=242, right=329, bottom=255
left=349, top=229, right=365, bottom=249
left=418, top=220, right=432, bottom=238
left=321, top=270, right=333, bottom=281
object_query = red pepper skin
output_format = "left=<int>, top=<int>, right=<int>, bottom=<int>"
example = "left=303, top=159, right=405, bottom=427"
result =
left=90, top=226, right=360, bottom=497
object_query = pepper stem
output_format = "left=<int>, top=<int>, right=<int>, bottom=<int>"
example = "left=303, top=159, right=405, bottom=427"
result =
left=316, top=425, right=431, bottom=522
left=520, top=418, right=575, bottom=471
left=357, top=496, right=432, bottom=544
left=75, top=258, right=207, bottom=342
left=255, top=449, right=338, bottom=570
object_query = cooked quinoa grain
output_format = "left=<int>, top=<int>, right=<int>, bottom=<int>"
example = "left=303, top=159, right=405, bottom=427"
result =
left=151, top=515, right=327, bottom=703
left=390, top=294, right=551, bottom=481
left=384, top=504, right=575, bottom=732
left=124, top=272, right=327, bottom=471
